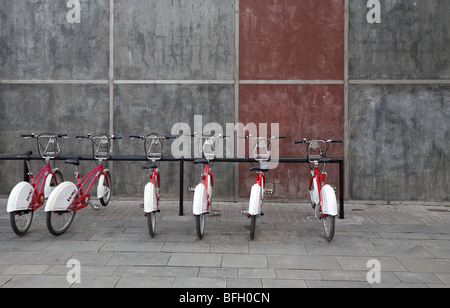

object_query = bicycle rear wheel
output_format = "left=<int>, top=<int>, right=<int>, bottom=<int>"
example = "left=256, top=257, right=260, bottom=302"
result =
left=147, top=212, right=156, bottom=238
left=195, top=213, right=206, bottom=239
left=10, top=210, right=33, bottom=236
left=321, top=214, right=335, bottom=241
left=46, top=210, right=76, bottom=235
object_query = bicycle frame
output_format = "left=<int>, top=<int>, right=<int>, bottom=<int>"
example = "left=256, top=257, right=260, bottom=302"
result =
left=200, top=163, right=213, bottom=213
left=27, top=162, right=60, bottom=211
left=68, top=163, right=109, bottom=212
left=310, top=162, right=326, bottom=218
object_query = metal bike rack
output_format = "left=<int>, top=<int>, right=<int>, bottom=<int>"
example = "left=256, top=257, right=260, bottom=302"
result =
left=0, top=154, right=345, bottom=219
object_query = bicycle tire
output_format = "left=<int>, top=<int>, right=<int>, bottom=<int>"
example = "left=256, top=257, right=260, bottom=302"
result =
left=195, top=213, right=206, bottom=239
left=98, top=171, right=111, bottom=206
left=250, top=215, right=256, bottom=240
left=10, top=210, right=33, bottom=236
left=147, top=211, right=156, bottom=238
left=322, top=214, right=335, bottom=241
left=46, top=210, right=76, bottom=236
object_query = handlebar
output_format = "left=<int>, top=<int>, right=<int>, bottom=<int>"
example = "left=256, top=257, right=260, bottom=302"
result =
left=22, top=133, right=67, bottom=139
left=293, top=138, right=342, bottom=144
left=129, top=134, right=176, bottom=140
left=239, top=135, right=285, bottom=140
left=76, top=134, right=122, bottom=140
left=187, top=133, right=229, bottom=139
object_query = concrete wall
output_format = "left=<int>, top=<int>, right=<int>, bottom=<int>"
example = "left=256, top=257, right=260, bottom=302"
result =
left=1, top=0, right=449, bottom=201
left=348, top=0, right=450, bottom=201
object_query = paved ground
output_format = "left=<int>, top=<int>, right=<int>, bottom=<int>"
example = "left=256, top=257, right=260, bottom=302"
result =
left=1, top=195, right=450, bottom=288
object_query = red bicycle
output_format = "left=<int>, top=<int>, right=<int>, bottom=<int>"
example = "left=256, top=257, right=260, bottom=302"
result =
left=7, top=133, right=65, bottom=236
left=45, top=134, right=121, bottom=235
left=293, top=138, right=342, bottom=241
left=130, top=133, right=175, bottom=238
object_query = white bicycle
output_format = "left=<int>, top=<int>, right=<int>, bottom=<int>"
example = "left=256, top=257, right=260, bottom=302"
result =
left=241, top=135, right=285, bottom=240
left=189, top=133, right=226, bottom=239
left=130, top=133, right=176, bottom=238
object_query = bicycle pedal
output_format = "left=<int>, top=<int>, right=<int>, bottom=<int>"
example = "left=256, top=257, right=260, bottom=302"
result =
left=156, top=209, right=160, bottom=213
left=208, top=209, right=221, bottom=216
left=90, top=203, right=101, bottom=211
left=188, top=187, right=196, bottom=193
left=260, top=212, right=264, bottom=216
left=264, top=188, right=273, bottom=195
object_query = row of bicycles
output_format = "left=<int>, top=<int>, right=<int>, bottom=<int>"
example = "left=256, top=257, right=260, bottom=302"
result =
left=7, top=132, right=341, bottom=241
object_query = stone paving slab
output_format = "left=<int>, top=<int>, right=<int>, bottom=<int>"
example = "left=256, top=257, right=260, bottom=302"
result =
left=0, top=196, right=450, bottom=288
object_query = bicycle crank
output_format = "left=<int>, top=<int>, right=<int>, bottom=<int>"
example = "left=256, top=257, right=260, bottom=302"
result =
left=89, top=201, right=101, bottom=211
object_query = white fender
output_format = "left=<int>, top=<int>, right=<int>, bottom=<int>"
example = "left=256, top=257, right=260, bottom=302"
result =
left=248, top=183, right=262, bottom=216
left=321, top=184, right=338, bottom=216
left=144, top=182, right=157, bottom=213
left=44, top=173, right=56, bottom=198
left=207, top=174, right=213, bottom=202
left=97, top=174, right=109, bottom=199
left=45, top=181, right=78, bottom=212
left=309, top=176, right=319, bottom=206
left=7, top=181, right=33, bottom=212
left=193, top=183, right=207, bottom=215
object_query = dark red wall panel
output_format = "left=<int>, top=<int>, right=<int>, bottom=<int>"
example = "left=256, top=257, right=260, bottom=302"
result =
left=238, top=84, right=344, bottom=199
left=239, top=0, right=345, bottom=80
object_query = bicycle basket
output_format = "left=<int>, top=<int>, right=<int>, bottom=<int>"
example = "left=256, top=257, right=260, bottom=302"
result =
left=202, top=137, right=217, bottom=160
left=92, top=135, right=110, bottom=159
left=307, top=139, right=328, bottom=162
left=145, top=135, right=163, bottom=160
left=37, top=133, right=60, bottom=159
left=252, top=138, right=271, bottom=161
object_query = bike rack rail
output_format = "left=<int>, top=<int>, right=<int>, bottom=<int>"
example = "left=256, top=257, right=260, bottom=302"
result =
left=0, top=154, right=345, bottom=218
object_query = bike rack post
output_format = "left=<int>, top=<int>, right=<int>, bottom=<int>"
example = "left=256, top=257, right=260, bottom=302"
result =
left=179, top=158, right=184, bottom=216
left=339, top=159, right=344, bottom=219
left=23, top=159, right=30, bottom=182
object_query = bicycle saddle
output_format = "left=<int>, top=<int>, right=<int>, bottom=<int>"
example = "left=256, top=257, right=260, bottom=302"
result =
left=249, top=164, right=269, bottom=172
left=142, top=162, right=157, bottom=169
left=17, top=151, right=33, bottom=160
left=193, top=158, right=208, bottom=164
left=65, top=157, right=80, bottom=166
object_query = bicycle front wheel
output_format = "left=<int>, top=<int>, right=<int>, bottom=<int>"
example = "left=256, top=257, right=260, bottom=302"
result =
left=147, top=212, right=156, bottom=238
left=321, top=214, right=335, bottom=241
left=195, top=213, right=206, bottom=239
left=10, top=210, right=33, bottom=236
left=46, top=210, right=76, bottom=235
left=250, top=215, right=256, bottom=240
left=98, top=171, right=111, bottom=206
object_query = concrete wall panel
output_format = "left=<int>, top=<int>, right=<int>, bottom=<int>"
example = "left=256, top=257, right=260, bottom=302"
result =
left=0, top=0, right=110, bottom=80
left=113, top=84, right=235, bottom=197
left=348, top=84, right=450, bottom=201
left=349, top=0, right=450, bottom=79
left=114, top=0, right=235, bottom=80
left=239, top=0, right=344, bottom=80
left=238, top=84, right=344, bottom=199
left=0, top=84, right=109, bottom=193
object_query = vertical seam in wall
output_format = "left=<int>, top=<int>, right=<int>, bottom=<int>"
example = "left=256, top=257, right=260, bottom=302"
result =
left=109, top=0, right=114, bottom=137
left=344, top=0, right=349, bottom=201
left=234, top=0, right=240, bottom=201
left=109, top=0, right=115, bottom=173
